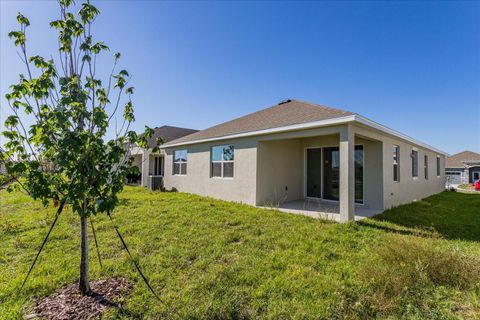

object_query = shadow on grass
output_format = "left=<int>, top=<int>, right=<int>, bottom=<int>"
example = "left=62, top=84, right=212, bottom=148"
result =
left=361, top=191, right=480, bottom=242
left=118, top=198, right=132, bottom=206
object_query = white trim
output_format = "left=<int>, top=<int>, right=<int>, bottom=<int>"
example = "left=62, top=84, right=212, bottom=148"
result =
left=393, top=144, right=400, bottom=183
left=210, top=144, right=235, bottom=179
left=153, top=155, right=164, bottom=176
left=424, top=154, right=429, bottom=180
left=173, top=149, right=188, bottom=176
left=163, top=114, right=448, bottom=156
left=411, top=148, right=419, bottom=178
left=436, top=155, right=441, bottom=177
left=473, top=172, right=480, bottom=181
left=303, top=143, right=339, bottom=200
left=353, top=115, right=447, bottom=155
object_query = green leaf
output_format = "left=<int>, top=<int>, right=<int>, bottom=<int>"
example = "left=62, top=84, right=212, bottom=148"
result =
left=5, top=115, right=19, bottom=128
left=123, top=101, right=134, bottom=122
left=49, top=20, right=65, bottom=29
left=17, top=12, right=30, bottom=26
left=143, top=126, right=154, bottom=138
left=8, top=30, right=25, bottom=46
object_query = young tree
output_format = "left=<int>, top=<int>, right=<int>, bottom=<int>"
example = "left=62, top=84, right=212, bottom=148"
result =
left=1, top=0, right=156, bottom=295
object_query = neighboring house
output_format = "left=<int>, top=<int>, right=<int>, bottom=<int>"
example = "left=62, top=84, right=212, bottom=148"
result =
left=0, top=147, right=6, bottom=174
left=445, top=151, right=480, bottom=184
left=162, top=99, right=447, bottom=222
left=129, top=125, right=198, bottom=186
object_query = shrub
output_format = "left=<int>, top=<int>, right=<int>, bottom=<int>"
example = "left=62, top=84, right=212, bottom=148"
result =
left=336, top=234, right=480, bottom=318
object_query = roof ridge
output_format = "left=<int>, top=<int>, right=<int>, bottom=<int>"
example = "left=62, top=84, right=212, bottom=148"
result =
left=157, top=125, right=198, bottom=131
left=449, top=150, right=480, bottom=157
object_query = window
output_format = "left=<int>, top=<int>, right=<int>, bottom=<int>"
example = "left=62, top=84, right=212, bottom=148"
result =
left=393, top=145, right=400, bottom=182
left=424, top=154, right=428, bottom=179
left=153, top=156, right=164, bottom=176
left=436, top=156, right=441, bottom=177
left=411, top=149, right=418, bottom=178
left=173, top=150, right=187, bottom=175
left=354, top=145, right=364, bottom=204
left=211, top=145, right=234, bottom=178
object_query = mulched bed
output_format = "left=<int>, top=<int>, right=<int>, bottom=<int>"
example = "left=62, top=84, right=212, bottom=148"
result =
left=27, top=277, right=134, bottom=320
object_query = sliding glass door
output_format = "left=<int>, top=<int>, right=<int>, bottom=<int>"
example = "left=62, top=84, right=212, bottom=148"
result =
left=322, top=146, right=363, bottom=203
left=354, top=145, right=364, bottom=204
left=323, top=147, right=340, bottom=200
left=306, top=148, right=322, bottom=198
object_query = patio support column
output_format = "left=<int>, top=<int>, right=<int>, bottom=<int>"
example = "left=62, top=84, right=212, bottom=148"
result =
left=339, top=124, right=355, bottom=222
left=141, top=149, right=151, bottom=187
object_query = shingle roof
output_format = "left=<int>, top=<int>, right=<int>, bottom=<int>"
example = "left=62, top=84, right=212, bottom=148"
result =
left=165, top=100, right=354, bottom=145
left=446, top=150, right=480, bottom=168
left=147, top=125, right=198, bottom=148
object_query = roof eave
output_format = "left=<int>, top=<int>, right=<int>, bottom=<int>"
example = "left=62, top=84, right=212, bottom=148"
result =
left=354, top=115, right=449, bottom=156
left=163, top=114, right=449, bottom=156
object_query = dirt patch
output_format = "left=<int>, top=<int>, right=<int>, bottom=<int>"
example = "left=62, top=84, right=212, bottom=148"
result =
left=27, top=277, right=134, bottom=320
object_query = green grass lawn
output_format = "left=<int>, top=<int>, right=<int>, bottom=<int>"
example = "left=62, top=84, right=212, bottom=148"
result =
left=1, top=187, right=479, bottom=319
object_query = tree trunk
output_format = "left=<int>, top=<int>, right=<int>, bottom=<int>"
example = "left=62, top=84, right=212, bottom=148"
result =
left=79, top=215, right=90, bottom=295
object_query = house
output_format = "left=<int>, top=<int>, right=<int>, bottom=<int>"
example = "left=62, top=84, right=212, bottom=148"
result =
left=0, top=147, right=6, bottom=174
left=161, top=100, right=447, bottom=222
left=129, top=125, right=198, bottom=186
left=445, top=150, right=480, bottom=185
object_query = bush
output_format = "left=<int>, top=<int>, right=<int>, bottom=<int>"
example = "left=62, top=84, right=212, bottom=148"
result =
left=336, top=234, right=480, bottom=319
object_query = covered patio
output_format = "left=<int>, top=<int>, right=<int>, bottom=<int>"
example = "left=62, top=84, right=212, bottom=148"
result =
left=256, top=123, right=384, bottom=222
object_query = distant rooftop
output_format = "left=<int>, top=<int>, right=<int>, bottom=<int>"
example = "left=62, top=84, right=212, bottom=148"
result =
left=446, top=150, right=480, bottom=168
left=147, top=125, right=198, bottom=148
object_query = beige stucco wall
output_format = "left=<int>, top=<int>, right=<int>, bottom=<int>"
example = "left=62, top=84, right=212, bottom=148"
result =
left=254, top=126, right=344, bottom=206
left=353, top=124, right=445, bottom=209
left=256, top=139, right=303, bottom=205
left=163, top=123, right=445, bottom=211
left=163, top=138, right=258, bottom=205
left=131, top=154, right=142, bottom=171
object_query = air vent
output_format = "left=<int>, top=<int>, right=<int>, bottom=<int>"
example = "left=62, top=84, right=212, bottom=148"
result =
left=278, top=99, right=292, bottom=105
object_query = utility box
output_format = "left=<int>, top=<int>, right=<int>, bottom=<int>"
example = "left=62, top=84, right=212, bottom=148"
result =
left=148, top=176, right=163, bottom=191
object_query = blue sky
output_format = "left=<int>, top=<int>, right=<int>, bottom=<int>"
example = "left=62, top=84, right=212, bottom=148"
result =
left=1, top=0, right=479, bottom=154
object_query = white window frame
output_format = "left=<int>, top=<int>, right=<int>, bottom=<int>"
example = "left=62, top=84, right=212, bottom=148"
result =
left=211, top=145, right=234, bottom=179
left=153, top=156, right=164, bottom=176
left=173, top=149, right=187, bottom=176
left=424, top=154, right=428, bottom=180
left=436, top=155, right=441, bottom=177
left=393, top=145, right=400, bottom=182
left=411, top=148, right=418, bottom=179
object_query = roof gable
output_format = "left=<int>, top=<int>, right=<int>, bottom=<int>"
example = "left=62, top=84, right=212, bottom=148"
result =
left=166, top=100, right=353, bottom=145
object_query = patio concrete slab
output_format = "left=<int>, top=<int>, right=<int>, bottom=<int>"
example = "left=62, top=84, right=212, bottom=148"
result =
left=260, top=199, right=383, bottom=222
